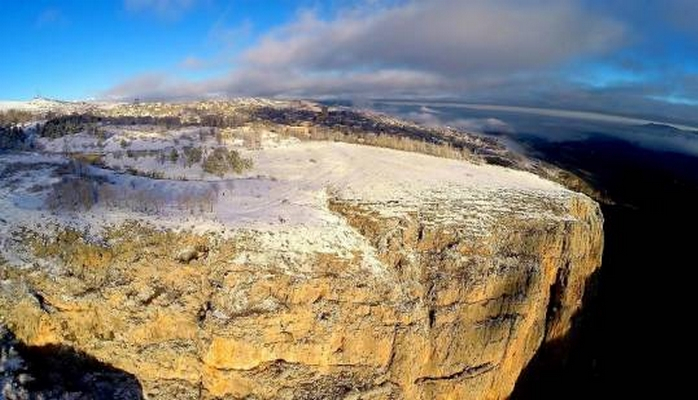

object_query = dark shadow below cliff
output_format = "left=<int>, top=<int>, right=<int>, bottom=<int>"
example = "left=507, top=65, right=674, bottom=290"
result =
left=510, top=267, right=603, bottom=399
left=3, top=328, right=143, bottom=400
left=509, top=134, right=698, bottom=398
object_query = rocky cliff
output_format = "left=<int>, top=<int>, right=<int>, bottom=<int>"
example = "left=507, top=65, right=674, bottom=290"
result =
left=0, top=139, right=603, bottom=399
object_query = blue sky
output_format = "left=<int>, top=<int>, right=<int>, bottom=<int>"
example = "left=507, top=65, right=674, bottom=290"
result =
left=0, top=0, right=303, bottom=99
left=1, top=0, right=698, bottom=124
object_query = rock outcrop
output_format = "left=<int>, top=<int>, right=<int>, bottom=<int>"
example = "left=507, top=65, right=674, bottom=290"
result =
left=0, top=141, right=603, bottom=399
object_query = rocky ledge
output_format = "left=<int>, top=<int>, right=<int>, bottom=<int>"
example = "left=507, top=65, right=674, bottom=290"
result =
left=0, top=140, right=602, bottom=399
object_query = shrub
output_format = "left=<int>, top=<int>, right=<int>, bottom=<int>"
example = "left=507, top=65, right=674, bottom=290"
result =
left=124, top=167, right=164, bottom=179
left=182, top=146, right=202, bottom=167
left=0, top=126, right=26, bottom=150
left=47, top=173, right=99, bottom=212
left=69, top=153, right=104, bottom=167
left=202, top=147, right=253, bottom=177
left=169, top=148, right=179, bottom=163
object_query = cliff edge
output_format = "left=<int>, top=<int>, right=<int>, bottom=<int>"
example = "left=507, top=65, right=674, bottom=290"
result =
left=0, top=137, right=603, bottom=399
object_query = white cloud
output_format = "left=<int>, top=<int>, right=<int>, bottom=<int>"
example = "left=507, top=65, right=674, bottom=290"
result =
left=451, top=118, right=515, bottom=134
left=208, top=17, right=253, bottom=48
left=35, top=8, right=67, bottom=29
left=104, top=73, right=214, bottom=100
left=107, top=0, right=628, bottom=100
left=666, top=0, right=698, bottom=38
left=245, top=0, right=625, bottom=76
left=124, top=0, right=198, bottom=19
left=104, top=68, right=446, bottom=100
left=179, top=56, right=206, bottom=70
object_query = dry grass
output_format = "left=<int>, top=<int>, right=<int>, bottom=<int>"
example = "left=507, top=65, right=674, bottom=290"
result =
left=68, top=153, right=104, bottom=166
left=280, top=125, right=473, bottom=161
left=0, top=110, right=34, bottom=125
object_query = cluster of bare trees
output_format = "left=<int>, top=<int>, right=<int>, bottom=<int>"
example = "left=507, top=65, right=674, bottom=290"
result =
left=47, top=164, right=219, bottom=215
left=99, top=181, right=219, bottom=215
left=282, top=126, right=473, bottom=161
left=0, top=110, right=33, bottom=125
left=198, top=114, right=246, bottom=128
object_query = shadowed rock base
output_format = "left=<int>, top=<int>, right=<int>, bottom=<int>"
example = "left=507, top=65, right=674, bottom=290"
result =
left=1, top=325, right=143, bottom=399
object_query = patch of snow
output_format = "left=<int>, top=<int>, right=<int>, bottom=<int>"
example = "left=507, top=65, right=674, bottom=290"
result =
left=0, top=139, right=579, bottom=276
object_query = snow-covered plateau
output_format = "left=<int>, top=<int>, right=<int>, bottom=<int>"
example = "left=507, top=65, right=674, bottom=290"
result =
left=0, top=100, right=603, bottom=400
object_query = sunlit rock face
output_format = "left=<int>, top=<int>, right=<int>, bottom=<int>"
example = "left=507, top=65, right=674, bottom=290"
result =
left=0, top=129, right=602, bottom=399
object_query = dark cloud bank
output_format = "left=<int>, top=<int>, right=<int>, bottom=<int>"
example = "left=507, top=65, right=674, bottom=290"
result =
left=105, top=0, right=698, bottom=125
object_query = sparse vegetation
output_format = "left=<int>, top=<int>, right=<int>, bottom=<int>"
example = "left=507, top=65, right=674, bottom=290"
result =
left=0, top=125, right=27, bottom=150
left=215, top=129, right=224, bottom=145
left=85, top=100, right=522, bottom=165
left=0, top=110, right=34, bottom=125
left=169, top=148, right=179, bottom=163
left=240, top=129, right=262, bottom=149
left=182, top=146, right=203, bottom=167
left=202, top=147, right=253, bottom=176
left=98, top=102, right=491, bottom=158
left=40, top=114, right=102, bottom=138
left=47, top=174, right=100, bottom=212
left=69, top=153, right=104, bottom=167
left=124, top=149, right=160, bottom=160
left=0, top=111, right=31, bottom=150
left=125, top=167, right=165, bottom=180
left=284, top=127, right=471, bottom=161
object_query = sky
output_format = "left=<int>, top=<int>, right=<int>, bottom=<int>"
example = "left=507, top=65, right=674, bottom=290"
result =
left=1, top=0, right=698, bottom=124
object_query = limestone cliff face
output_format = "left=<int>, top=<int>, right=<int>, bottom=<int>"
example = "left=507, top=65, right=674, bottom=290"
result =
left=324, top=195, right=603, bottom=399
left=0, top=142, right=603, bottom=399
left=0, top=197, right=602, bottom=400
